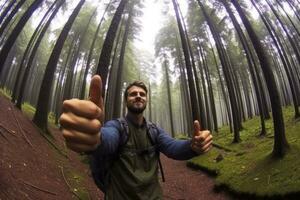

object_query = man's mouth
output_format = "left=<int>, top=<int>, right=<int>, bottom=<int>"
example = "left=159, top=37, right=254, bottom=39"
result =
left=134, top=101, right=143, bottom=105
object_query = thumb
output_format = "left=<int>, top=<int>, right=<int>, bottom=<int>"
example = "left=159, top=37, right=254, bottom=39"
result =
left=193, top=120, right=201, bottom=137
left=88, top=75, right=104, bottom=110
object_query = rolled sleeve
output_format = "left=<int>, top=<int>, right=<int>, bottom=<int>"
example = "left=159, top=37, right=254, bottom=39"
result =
left=90, top=120, right=121, bottom=157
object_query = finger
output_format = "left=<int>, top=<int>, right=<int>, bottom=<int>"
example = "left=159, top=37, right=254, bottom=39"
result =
left=201, top=140, right=213, bottom=152
left=63, top=99, right=101, bottom=119
left=199, top=134, right=213, bottom=146
left=60, top=112, right=101, bottom=134
left=193, top=120, right=201, bottom=136
left=198, top=130, right=211, bottom=142
left=89, top=75, right=104, bottom=110
left=62, top=129, right=100, bottom=146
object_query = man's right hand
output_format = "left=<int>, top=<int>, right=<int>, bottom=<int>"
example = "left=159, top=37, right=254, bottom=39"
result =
left=59, top=75, right=104, bottom=153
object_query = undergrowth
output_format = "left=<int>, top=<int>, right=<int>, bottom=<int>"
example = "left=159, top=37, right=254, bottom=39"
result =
left=188, top=106, right=300, bottom=198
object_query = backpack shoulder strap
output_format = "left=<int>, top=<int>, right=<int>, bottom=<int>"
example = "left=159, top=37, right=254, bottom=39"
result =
left=115, top=117, right=129, bottom=147
left=146, top=121, right=159, bottom=144
left=146, top=121, right=165, bottom=182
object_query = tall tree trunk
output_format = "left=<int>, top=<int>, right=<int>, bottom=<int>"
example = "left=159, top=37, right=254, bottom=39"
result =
left=112, top=4, right=133, bottom=118
left=96, top=0, right=127, bottom=97
left=230, top=0, right=289, bottom=158
left=163, top=54, right=175, bottom=137
left=0, top=0, right=43, bottom=75
left=209, top=38, right=233, bottom=132
left=172, top=0, right=200, bottom=123
left=175, top=0, right=206, bottom=128
left=176, top=37, right=193, bottom=135
left=266, top=0, right=300, bottom=65
left=33, top=0, right=85, bottom=132
left=80, top=0, right=112, bottom=99
left=221, top=0, right=267, bottom=135
left=275, top=0, right=300, bottom=39
left=198, top=0, right=241, bottom=142
left=0, top=0, right=17, bottom=25
left=286, top=0, right=300, bottom=23
left=16, top=0, right=65, bottom=109
left=104, top=20, right=123, bottom=120
left=63, top=8, right=97, bottom=101
left=11, top=0, right=61, bottom=104
left=0, top=0, right=26, bottom=37
left=199, top=44, right=218, bottom=132
left=251, top=0, right=300, bottom=119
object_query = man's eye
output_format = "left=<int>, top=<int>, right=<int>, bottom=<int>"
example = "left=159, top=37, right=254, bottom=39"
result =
left=140, top=93, right=146, bottom=97
left=129, top=92, right=137, bottom=96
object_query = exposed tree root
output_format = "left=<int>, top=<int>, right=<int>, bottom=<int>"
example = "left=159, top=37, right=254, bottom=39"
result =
left=21, top=180, right=57, bottom=196
left=10, top=107, right=33, bottom=147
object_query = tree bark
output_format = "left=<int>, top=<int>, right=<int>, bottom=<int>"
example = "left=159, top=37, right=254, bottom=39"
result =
left=231, top=0, right=289, bottom=158
left=16, top=0, right=65, bottom=109
left=0, top=0, right=43, bottom=75
left=172, top=0, right=200, bottom=123
left=96, top=0, right=127, bottom=97
left=33, top=0, right=85, bottom=132
left=80, top=0, right=112, bottom=99
left=0, top=0, right=17, bottom=25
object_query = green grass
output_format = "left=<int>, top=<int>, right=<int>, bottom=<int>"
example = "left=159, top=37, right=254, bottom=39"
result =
left=60, top=165, right=91, bottom=200
left=188, top=106, right=300, bottom=197
left=0, top=87, right=12, bottom=99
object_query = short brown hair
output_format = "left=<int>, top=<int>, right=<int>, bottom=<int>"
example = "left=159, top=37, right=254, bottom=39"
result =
left=124, top=81, right=148, bottom=100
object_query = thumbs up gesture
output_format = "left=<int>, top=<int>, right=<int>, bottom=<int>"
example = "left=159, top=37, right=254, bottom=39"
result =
left=191, top=120, right=213, bottom=154
left=59, top=75, right=104, bottom=153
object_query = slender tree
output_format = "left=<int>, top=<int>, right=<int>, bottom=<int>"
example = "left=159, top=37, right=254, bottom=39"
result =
left=112, top=3, right=134, bottom=118
left=230, top=0, right=289, bottom=157
left=11, top=0, right=62, bottom=104
left=163, top=54, right=175, bottom=137
left=0, top=0, right=43, bottom=75
left=172, top=0, right=200, bottom=122
left=96, top=0, right=127, bottom=97
left=0, top=0, right=26, bottom=38
left=15, top=0, right=65, bottom=109
left=33, top=0, right=85, bottom=132
left=0, top=0, right=17, bottom=26
left=80, top=0, right=113, bottom=99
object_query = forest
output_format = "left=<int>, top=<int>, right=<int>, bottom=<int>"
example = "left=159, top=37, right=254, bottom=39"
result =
left=0, top=0, right=300, bottom=199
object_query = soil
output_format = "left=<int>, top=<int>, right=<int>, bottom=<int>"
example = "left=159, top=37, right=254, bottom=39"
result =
left=0, top=96, right=232, bottom=200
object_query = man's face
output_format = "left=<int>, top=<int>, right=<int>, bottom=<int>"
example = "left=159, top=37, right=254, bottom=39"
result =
left=126, top=86, right=147, bottom=114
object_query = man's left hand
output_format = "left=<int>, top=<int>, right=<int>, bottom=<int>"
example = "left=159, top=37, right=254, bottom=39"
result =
left=191, top=120, right=213, bottom=154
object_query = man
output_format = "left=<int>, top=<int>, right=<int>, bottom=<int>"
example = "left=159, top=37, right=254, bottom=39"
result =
left=60, top=75, right=213, bottom=199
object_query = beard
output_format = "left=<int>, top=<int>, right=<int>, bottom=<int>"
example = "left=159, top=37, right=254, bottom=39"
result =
left=127, top=102, right=146, bottom=114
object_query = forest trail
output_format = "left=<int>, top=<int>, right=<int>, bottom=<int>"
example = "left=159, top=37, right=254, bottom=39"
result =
left=0, top=96, right=232, bottom=200
left=161, top=155, right=232, bottom=200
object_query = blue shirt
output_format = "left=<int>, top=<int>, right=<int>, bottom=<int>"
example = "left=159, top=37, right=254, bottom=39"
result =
left=89, top=118, right=198, bottom=198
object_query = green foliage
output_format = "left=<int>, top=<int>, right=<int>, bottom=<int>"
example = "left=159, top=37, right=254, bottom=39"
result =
left=22, top=102, right=36, bottom=118
left=21, top=102, right=56, bottom=125
left=175, top=133, right=189, bottom=140
left=188, top=107, right=300, bottom=197
left=0, top=87, right=12, bottom=99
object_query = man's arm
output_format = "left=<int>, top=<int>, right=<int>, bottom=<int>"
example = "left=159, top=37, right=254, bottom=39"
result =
left=89, top=120, right=121, bottom=156
left=157, top=120, right=213, bottom=160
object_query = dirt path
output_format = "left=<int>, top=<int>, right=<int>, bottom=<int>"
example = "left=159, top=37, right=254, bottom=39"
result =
left=0, top=96, right=232, bottom=199
left=161, top=155, right=232, bottom=200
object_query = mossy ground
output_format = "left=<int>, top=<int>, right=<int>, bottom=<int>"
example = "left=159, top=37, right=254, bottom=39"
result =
left=188, top=106, right=300, bottom=198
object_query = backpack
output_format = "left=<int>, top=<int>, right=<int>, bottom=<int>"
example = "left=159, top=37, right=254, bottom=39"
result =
left=90, top=117, right=165, bottom=193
